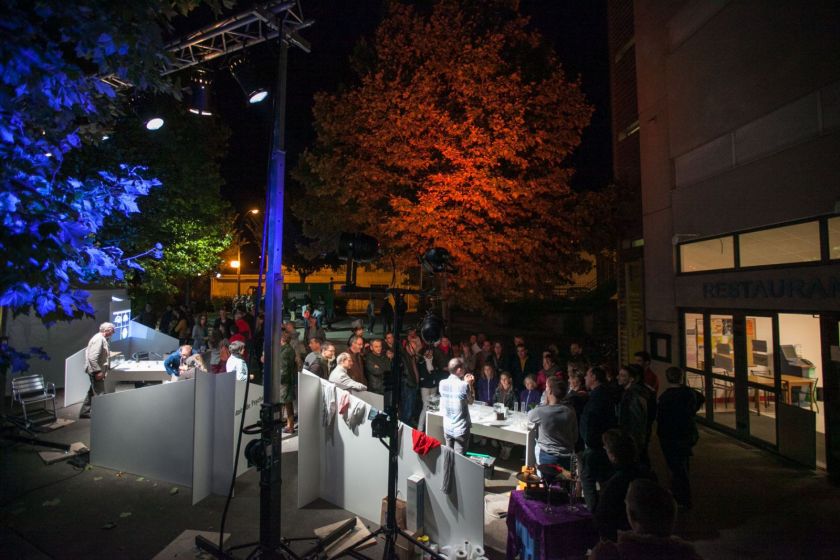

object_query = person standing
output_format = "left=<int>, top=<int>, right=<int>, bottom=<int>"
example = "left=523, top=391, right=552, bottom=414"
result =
left=438, top=357, right=475, bottom=454
left=617, top=364, right=650, bottom=466
left=401, top=337, right=423, bottom=427
left=579, top=366, right=618, bottom=511
left=276, top=332, right=298, bottom=434
left=527, top=378, right=578, bottom=469
left=191, top=314, right=209, bottom=351
left=347, top=334, right=367, bottom=386
left=303, top=337, right=329, bottom=379
left=226, top=341, right=248, bottom=381
left=366, top=298, right=377, bottom=334
left=634, top=351, right=660, bottom=394
left=364, top=338, right=391, bottom=395
left=80, top=322, right=115, bottom=419
left=213, top=308, right=234, bottom=338
left=330, top=352, right=368, bottom=392
left=380, top=297, right=394, bottom=336
left=657, top=366, right=705, bottom=509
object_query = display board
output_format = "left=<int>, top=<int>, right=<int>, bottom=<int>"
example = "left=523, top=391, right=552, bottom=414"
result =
left=298, top=371, right=484, bottom=549
left=64, top=321, right=178, bottom=407
left=90, top=372, right=260, bottom=504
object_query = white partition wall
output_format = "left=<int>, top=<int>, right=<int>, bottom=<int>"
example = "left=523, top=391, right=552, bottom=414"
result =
left=91, top=380, right=196, bottom=487
left=90, top=372, right=260, bottom=504
left=64, top=348, right=90, bottom=407
left=297, top=372, right=484, bottom=549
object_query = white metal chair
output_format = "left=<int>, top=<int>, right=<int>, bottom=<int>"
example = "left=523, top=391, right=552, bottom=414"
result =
left=11, top=374, right=57, bottom=424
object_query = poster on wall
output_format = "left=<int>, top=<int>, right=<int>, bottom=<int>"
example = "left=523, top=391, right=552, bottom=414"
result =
left=109, top=296, right=131, bottom=342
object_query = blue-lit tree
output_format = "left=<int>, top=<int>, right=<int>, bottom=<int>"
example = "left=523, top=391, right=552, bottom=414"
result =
left=0, top=0, right=229, bottom=371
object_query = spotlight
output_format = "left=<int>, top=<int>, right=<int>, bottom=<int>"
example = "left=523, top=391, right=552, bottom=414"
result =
left=145, top=117, right=164, bottom=131
left=419, top=311, right=444, bottom=345
left=229, top=56, right=269, bottom=105
left=135, top=96, right=165, bottom=131
left=420, top=247, right=457, bottom=275
left=188, top=69, right=214, bottom=116
left=337, top=233, right=379, bottom=263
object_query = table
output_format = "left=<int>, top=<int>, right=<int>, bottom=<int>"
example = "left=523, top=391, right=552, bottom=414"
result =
left=506, top=490, right=597, bottom=560
left=781, top=374, right=819, bottom=411
left=426, top=404, right=537, bottom=465
left=106, top=360, right=170, bottom=393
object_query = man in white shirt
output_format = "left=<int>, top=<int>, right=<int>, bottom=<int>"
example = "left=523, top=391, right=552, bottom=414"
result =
left=329, top=352, right=368, bottom=392
left=226, top=340, right=249, bottom=381
left=438, top=357, right=475, bottom=454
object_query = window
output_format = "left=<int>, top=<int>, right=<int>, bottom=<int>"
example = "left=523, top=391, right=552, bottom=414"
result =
left=680, top=236, right=734, bottom=272
left=683, top=313, right=704, bottom=371
left=829, top=216, right=840, bottom=260
left=739, top=221, right=820, bottom=267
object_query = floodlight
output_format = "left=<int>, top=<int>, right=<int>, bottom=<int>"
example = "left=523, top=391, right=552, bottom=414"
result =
left=337, top=233, right=379, bottom=263
left=145, top=117, right=165, bottom=130
left=419, top=311, right=444, bottom=345
left=188, top=69, right=215, bottom=116
left=420, top=247, right=457, bottom=275
left=229, top=56, right=269, bottom=105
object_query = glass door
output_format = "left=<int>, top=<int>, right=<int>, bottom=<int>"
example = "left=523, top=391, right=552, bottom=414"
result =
left=709, top=314, right=736, bottom=431
left=745, top=315, right=778, bottom=446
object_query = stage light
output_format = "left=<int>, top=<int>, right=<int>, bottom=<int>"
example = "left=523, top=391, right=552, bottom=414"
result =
left=229, top=56, right=269, bottom=105
left=145, top=117, right=164, bottom=130
left=338, top=232, right=379, bottom=263
left=230, top=260, right=241, bottom=269
left=188, top=69, right=214, bottom=116
left=420, top=247, right=457, bottom=275
left=419, top=311, right=444, bottom=345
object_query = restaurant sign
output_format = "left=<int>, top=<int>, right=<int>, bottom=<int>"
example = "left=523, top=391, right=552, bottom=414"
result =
left=703, top=276, right=840, bottom=299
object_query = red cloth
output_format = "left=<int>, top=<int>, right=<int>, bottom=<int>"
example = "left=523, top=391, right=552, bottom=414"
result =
left=412, top=429, right=441, bottom=456
left=235, top=319, right=252, bottom=339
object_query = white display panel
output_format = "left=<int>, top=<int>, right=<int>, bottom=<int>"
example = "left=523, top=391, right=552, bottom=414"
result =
left=64, top=348, right=90, bottom=407
left=91, top=380, right=196, bottom=487
left=298, top=372, right=484, bottom=549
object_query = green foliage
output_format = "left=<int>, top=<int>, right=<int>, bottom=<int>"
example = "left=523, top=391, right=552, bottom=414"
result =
left=87, top=107, right=234, bottom=298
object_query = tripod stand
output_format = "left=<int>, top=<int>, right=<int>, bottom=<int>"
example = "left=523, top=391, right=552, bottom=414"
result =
left=339, top=288, right=443, bottom=560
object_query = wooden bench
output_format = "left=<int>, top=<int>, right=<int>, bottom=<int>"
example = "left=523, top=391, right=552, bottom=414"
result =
left=11, top=374, right=57, bottom=424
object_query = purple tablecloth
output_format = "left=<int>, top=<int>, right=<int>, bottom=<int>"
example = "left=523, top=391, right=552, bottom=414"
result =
left=505, top=490, right=597, bottom=560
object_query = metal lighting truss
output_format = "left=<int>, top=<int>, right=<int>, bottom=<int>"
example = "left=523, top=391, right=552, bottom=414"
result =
left=100, top=0, right=311, bottom=88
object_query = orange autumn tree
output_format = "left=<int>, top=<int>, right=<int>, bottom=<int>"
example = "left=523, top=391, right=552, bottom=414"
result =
left=293, top=0, right=601, bottom=310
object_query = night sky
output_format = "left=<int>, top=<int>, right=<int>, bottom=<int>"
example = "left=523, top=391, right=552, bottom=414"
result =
left=175, top=0, right=610, bottom=216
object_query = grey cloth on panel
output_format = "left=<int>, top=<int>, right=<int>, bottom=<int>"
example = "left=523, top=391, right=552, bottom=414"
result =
left=441, top=446, right=454, bottom=494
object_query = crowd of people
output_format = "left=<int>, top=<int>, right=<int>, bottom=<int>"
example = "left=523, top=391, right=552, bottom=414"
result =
left=97, top=299, right=705, bottom=556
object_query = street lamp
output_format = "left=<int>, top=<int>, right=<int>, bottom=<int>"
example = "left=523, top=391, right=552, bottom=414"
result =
left=231, top=252, right=242, bottom=297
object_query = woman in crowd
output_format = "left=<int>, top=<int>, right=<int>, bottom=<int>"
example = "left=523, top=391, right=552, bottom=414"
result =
left=174, top=311, right=190, bottom=345
left=191, top=314, right=209, bottom=351
left=476, top=363, right=499, bottom=405
left=494, top=371, right=516, bottom=409
left=458, top=340, right=476, bottom=375
left=520, top=374, right=541, bottom=411
left=535, top=351, right=561, bottom=391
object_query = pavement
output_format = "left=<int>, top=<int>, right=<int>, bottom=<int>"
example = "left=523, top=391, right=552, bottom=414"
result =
left=2, top=318, right=840, bottom=558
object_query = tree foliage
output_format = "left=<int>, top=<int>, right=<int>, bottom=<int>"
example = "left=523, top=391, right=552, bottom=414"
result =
left=90, top=107, right=234, bottom=300
left=292, top=0, right=610, bottom=310
left=0, top=0, right=227, bottom=370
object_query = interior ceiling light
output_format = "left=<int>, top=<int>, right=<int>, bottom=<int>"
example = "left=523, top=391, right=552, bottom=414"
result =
left=188, top=69, right=215, bottom=116
left=229, top=56, right=268, bottom=105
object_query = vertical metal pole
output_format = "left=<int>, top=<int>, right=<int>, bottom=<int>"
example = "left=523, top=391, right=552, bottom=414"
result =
left=260, top=29, right=289, bottom=551
left=236, top=245, right=242, bottom=297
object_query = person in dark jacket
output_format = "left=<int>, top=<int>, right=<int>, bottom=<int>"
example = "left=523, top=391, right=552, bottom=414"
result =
left=509, top=344, right=539, bottom=391
left=657, top=366, right=705, bottom=509
left=364, top=338, right=391, bottom=395
left=618, top=364, right=656, bottom=468
left=590, top=479, right=702, bottom=560
left=580, top=366, right=618, bottom=511
left=594, top=429, right=656, bottom=542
